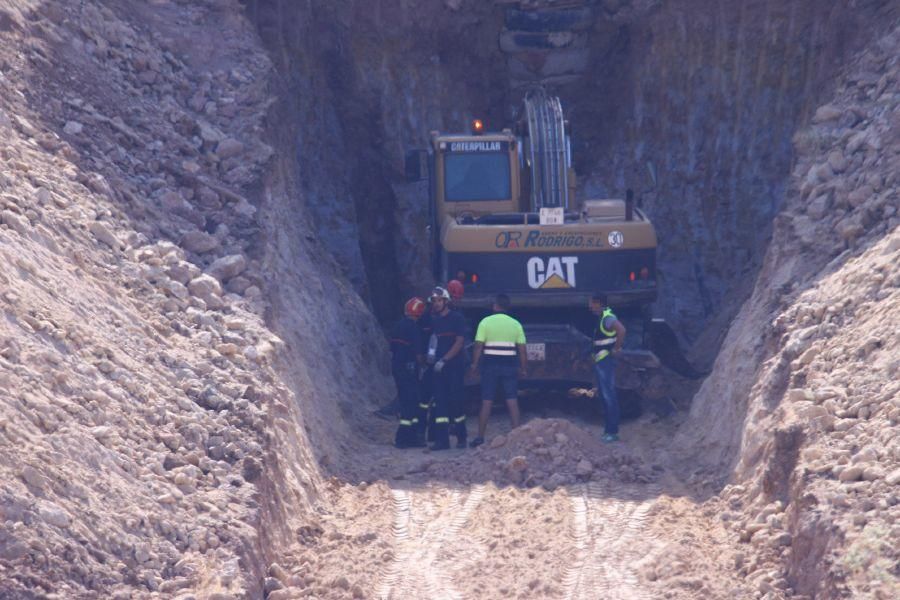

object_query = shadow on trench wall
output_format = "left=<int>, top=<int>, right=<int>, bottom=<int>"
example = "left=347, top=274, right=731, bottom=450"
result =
left=245, top=0, right=511, bottom=324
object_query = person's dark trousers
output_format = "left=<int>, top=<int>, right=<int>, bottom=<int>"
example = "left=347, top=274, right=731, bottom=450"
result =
left=418, top=367, right=434, bottom=441
left=431, top=367, right=453, bottom=447
left=447, top=362, right=466, bottom=446
left=593, top=357, right=619, bottom=435
left=393, top=363, right=419, bottom=447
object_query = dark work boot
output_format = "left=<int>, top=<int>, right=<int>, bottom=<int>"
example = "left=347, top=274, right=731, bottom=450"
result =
left=414, top=430, right=427, bottom=447
left=394, top=428, right=412, bottom=449
left=430, top=428, right=450, bottom=451
left=453, top=422, right=467, bottom=449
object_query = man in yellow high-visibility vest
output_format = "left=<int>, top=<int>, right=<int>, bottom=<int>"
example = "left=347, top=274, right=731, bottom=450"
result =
left=468, top=293, right=527, bottom=448
left=590, top=293, right=626, bottom=442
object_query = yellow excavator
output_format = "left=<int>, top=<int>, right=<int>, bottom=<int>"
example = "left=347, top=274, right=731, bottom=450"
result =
left=406, top=89, right=700, bottom=392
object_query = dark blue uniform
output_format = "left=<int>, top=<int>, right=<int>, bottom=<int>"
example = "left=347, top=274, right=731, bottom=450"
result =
left=390, top=317, right=422, bottom=447
left=430, top=310, right=467, bottom=447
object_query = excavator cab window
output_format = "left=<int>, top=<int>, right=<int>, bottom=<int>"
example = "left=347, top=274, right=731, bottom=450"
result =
left=444, top=152, right=511, bottom=201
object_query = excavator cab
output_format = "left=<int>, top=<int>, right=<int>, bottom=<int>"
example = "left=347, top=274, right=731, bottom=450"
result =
left=431, top=131, right=522, bottom=217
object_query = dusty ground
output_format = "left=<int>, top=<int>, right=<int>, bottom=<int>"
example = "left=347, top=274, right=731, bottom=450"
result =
left=0, top=1, right=897, bottom=599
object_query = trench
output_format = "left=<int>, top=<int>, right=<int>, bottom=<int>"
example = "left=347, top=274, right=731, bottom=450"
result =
left=246, top=0, right=881, bottom=339
left=246, top=0, right=883, bottom=423
left=0, top=0, right=894, bottom=596
left=241, top=0, right=893, bottom=597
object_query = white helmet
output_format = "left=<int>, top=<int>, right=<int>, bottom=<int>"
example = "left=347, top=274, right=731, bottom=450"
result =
left=430, top=286, right=451, bottom=301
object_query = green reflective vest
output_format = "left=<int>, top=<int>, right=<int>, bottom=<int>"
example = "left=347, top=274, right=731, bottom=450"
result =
left=593, top=308, right=617, bottom=362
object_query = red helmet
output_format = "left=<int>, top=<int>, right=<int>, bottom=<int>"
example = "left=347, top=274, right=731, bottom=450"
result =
left=447, top=279, right=464, bottom=302
left=404, top=296, right=426, bottom=318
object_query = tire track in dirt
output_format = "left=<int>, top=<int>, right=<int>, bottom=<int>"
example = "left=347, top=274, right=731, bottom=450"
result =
left=376, top=489, right=412, bottom=599
left=563, top=483, right=657, bottom=600
left=377, top=485, right=486, bottom=600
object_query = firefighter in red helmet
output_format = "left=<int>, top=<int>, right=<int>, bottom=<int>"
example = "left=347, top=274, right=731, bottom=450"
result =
left=389, top=297, right=427, bottom=448
left=447, top=279, right=464, bottom=304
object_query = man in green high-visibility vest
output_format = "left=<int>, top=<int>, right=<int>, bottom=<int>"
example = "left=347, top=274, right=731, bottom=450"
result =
left=590, top=293, right=627, bottom=442
left=468, top=293, right=527, bottom=448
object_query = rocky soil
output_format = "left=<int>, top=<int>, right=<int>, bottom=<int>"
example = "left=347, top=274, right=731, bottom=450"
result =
left=0, top=1, right=897, bottom=599
left=0, top=0, right=389, bottom=597
left=682, top=21, right=900, bottom=600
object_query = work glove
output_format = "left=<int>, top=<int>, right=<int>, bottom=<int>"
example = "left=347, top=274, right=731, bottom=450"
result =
left=433, top=359, right=445, bottom=373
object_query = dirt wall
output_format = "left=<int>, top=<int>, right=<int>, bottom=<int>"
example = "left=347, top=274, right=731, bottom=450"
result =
left=679, top=19, right=899, bottom=598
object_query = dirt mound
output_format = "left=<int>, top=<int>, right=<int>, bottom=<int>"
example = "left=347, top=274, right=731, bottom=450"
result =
left=407, top=419, right=659, bottom=490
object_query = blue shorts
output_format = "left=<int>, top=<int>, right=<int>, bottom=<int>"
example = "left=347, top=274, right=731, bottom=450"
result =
left=480, top=364, right=518, bottom=401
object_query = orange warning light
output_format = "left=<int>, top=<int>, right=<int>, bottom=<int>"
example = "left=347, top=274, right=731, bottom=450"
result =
left=472, top=119, right=484, bottom=134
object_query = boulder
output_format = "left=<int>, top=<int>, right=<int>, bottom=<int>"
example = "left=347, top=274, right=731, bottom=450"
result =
left=89, top=221, right=122, bottom=249
left=1, top=210, right=30, bottom=236
left=827, top=150, right=848, bottom=173
left=885, top=469, right=900, bottom=486
left=167, top=261, right=200, bottom=285
left=807, top=194, right=831, bottom=220
left=188, top=274, right=223, bottom=300
left=37, top=501, right=71, bottom=528
left=489, top=434, right=507, bottom=449
left=812, top=104, right=842, bottom=123
left=180, top=231, right=220, bottom=254
left=846, top=131, right=867, bottom=154
left=63, top=121, right=84, bottom=135
left=848, top=185, right=873, bottom=208
left=225, top=276, right=252, bottom=294
left=216, top=138, right=244, bottom=159
left=507, top=456, right=528, bottom=473
left=838, top=465, right=864, bottom=482
left=208, top=254, right=247, bottom=282
left=836, top=216, right=864, bottom=243
left=788, top=389, right=814, bottom=403
left=575, top=459, right=593, bottom=477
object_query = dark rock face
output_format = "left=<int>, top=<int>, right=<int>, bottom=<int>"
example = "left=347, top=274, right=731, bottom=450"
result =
left=246, top=0, right=509, bottom=321
left=571, top=0, right=891, bottom=344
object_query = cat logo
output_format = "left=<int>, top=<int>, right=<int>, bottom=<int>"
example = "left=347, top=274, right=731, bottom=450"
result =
left=527, top=256, right=578, bottom=289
